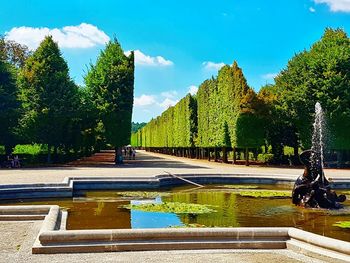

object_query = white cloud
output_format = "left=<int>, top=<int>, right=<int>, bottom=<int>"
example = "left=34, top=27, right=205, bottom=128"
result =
left=124, top=50, right=173, bottom=66
left=161, top=90, right=178, bottom=98
left=202, top=61, right=225, bottom=71
left=5, top=23, right=110, bottom=50
left=188, top=85, right=198, bottom=95
left=309, top=7, right=316, bottom=12
left=262, top=73, right=278, bottom=80
left=134, top=94, right=156, bottom=106
left=314, top=0, right=350, bottom=12
left=159, top=98, right=178, bottom=109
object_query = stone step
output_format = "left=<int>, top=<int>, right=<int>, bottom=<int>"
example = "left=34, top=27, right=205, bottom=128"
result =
left=33, top=239, right=287, bottom=254
left=0, top=214, right=46, bottom=220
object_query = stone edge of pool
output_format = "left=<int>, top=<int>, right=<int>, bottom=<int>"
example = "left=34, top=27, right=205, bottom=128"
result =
left=0, top=173, right=350, bottom=200
left=0, top=205, right=349, bottom=262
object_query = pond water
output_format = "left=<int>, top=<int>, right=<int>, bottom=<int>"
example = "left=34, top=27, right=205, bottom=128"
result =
left=4, top=184, right=350, bottom=242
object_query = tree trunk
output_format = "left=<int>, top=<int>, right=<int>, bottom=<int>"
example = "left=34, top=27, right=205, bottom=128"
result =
left=4, top=145, right=13, bottom=156
left=233, top=147, right=236, bottom=164
left=222, top=147, right=228, bottom=163
left=115, top=147, right=123, bottom=164
left=293, top=145, right=299, bottom=165
left=47, top=144, right=52, bottom=164
left=245, top=148, right=249, bottom=166
left=53, top=145, right=58, bottom=163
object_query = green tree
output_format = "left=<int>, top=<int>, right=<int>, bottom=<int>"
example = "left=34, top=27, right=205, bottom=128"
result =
left=275, top=28, right=350, bottom=150
left=18, top=36, right=78, bottom=163
left=0, top=36, right=31, bottom=68
left=85, top=39, right=134, bottom=164
left=131, top=122, right=146, bottom=133
left=0, top=55, right=18, bottom=154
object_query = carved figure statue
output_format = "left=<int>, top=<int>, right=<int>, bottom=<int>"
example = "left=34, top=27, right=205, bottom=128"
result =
left=292, top=150, right=346, bottom=209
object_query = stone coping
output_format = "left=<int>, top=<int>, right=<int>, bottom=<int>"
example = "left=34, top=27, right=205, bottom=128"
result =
left=0, top=205, right=349, bottom=262
left=0, top=173, right=349, bottom=201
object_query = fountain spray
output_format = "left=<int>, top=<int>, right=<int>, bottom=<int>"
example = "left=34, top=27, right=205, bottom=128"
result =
left=310, top=102, right=325, bottom=185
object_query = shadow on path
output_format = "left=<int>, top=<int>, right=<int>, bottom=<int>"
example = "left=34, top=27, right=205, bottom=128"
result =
left=67, top=151, right=209, bottom=169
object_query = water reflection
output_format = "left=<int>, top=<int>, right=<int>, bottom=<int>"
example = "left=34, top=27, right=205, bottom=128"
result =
left=3, top=185, right=350, bottom=242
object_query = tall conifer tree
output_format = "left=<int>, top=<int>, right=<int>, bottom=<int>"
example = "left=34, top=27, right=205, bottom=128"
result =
left=85, top=39, right=134, bottom=164
left=0, top=55, right=18, bottom=154
left=18, top=36, right=78, bottom=162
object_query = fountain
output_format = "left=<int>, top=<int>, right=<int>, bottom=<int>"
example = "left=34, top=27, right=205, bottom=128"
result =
left=292, top=102, right=346, bottom=209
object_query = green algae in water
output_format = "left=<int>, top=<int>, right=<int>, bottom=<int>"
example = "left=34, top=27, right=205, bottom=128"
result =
left=333, top=221, right=350, bottom=229
left=237, top=190, right=291, bottom=198
left=217, top=185, right=259, bottom=189
left=124, top=202, right=216, bottom=214
left=117, top=191, right=170, bottom=199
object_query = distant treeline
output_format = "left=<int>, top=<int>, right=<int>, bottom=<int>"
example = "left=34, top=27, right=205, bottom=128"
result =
left=131, top=29, right=350, bottom=165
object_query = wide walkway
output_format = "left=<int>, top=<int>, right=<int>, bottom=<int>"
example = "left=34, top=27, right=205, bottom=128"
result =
left=0, top=150, right=350, bottom=185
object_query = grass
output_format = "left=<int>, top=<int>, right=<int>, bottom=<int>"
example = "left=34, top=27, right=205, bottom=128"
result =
left=123, top=202, right=216, bottom=214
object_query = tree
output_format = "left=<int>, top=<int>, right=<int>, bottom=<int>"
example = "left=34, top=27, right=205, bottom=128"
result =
left=18, top=36, right=78, bottom=163
left=275, top=28, right=350, bottom=151
left=0, top=36, right=31, bottom=68
left=85, top=39, right=134, bottom=164
left=131, top=122, right=146, bottom=133
left=0, top=55, right=18, bottom=154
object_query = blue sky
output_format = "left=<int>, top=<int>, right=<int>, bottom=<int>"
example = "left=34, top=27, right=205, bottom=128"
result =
left=1, top=0, right=350, bottom=122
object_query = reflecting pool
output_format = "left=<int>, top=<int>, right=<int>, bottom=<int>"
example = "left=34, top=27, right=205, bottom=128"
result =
left=4, top=184, right=350, bottom=242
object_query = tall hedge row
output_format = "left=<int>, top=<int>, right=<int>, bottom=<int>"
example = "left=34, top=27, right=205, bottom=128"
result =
left=133, top=94, right=197, bottom=148
left=133, top=61, right=265, bottom=149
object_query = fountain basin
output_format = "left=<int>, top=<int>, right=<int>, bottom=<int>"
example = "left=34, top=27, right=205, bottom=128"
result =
left=0, top=175, right=350, bottom=261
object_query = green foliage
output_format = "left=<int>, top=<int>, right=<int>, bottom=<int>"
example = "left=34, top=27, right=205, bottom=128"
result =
left=0, top=36, right=31, bottom=68
left=257, top=153, right=274, bottom=163
left=137, top=61, right=268, bottom=150
left=18, top=36, right=79, bottom=160
left=197, top=62, right=251, bottom=147
left=196, top=78, right=215, bottom=147
left=275, top=28, right=350, bottom=149
left=236, top=113, right=265, bottom=148
left=136, top=94, right=197, bottom=147
left=85, top=39, right=134, bottom=149
left=0, top=57, right=18, bottom=151
left=131, top=122, right=146, bottom=133
left=124, top=202, right=216, bottom=214
left=13, top=144, right=46, bottom=155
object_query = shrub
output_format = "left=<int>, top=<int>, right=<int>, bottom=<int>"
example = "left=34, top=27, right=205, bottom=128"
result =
left=257, top=153, right=274, bottom=163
